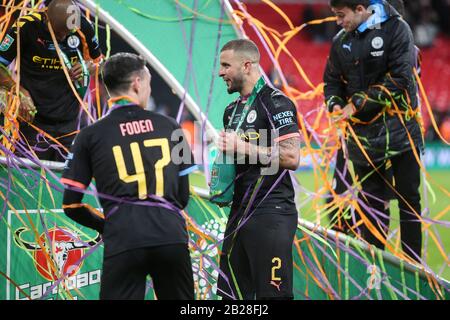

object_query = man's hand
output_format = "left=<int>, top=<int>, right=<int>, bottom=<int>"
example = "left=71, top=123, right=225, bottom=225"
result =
left=217, top=131, right=244, bottom=154
left=331, top=103, right=355, bottom=122
left=69, top=63, right=83, bottom=81
left=86, top=61, right=98, bottom=75
left=18, top=89, right=36, bottom=122
left=341, top=103, right=356, bottom=120
left=278, top=136, right=301, bottom=171
left=330, top=104, right=343, bottom=120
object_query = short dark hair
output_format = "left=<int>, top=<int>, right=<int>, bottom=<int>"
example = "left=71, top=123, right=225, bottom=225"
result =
left=102, top=52, right=146, bottom=94
left=330, top=0, right=370, bottom=10
left=387, top=0, right=405, bottom=16
left=221, top=39, right=260, bottom=63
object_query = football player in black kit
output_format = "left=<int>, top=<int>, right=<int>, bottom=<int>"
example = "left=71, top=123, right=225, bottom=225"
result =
left=216, top=39, right=301, bottom=300
left=61, top=53, right=196, bottom=300
left=0, top=0, right=102, bottom=161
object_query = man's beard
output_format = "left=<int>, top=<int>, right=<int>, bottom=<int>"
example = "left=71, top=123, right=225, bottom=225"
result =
left=227, top=75, right=244, bottom=94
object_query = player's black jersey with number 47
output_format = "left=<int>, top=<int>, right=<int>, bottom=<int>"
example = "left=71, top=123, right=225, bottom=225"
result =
left=61, top=104, right=197, bottom=214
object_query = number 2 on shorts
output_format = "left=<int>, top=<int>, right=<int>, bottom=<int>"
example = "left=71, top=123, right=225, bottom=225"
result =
left=271, top=257, right=282, bottom=281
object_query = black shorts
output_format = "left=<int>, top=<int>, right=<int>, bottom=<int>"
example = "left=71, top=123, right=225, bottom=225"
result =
left=217, top=212, right=297, bottom=300
left=100, top=243, right=194, bottom=300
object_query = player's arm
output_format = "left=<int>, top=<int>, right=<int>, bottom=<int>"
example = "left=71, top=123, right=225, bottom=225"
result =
left=273, top=136, right=301, bottom=171
left=80, top=16, right=103, bottom=72
left=0, top=66, right=15, bottom=90
left=69, top=16, right=104, bottom=80
left=323, top=35, right=346, bottom=113
left=61, top=131, right=104, bottom=233
left=0, top=64, right=31, bottom=97
left=62, top=189, right=104, bottom=233
left=350, top=19, right=416, bottom=114
left=177, top=164, right=199, bottom=209
left=175, top=124, right=198, bottom=209
left=218, top=94, right=301, bottom=171
left=255, top=92, right=301, bottom=171
left=177, top=173, right=190, bottom=209
left=222, top=135, right=300, bottom=171
left=0, top=22, right=36, bottom=121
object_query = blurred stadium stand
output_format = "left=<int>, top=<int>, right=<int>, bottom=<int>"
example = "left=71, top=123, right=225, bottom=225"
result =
left=239, top=0, right=450, bottom=141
